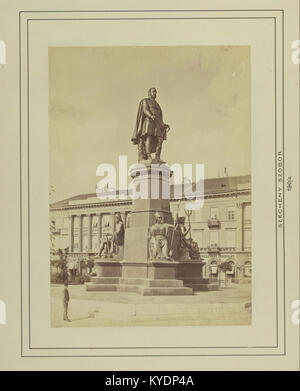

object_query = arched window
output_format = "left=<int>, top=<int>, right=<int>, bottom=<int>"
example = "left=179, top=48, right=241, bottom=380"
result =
left=226, top=260, right=235, bottom=275
left=210, top=260, right=218, bottom=275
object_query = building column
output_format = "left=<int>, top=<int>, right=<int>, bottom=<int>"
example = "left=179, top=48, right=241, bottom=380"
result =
left=121, top=212, right=126, bottom=228
left=68, top=215, right=74, bottom=252
left=125, top=211, right=132, bottom=228
left=88, top=214, right=93, bottom=252
left=110, top=212, right=116, bottom=232
left=235, top=265, right=241, bottom=282
left=78, top=214, right=83, bottom=252
left=236, top=203, right=244, bottom=251
left=97, top=213, right=102, bottom=249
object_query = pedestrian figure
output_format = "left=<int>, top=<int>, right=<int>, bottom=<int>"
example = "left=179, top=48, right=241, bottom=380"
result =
left=63, top=281, right=71, bottom=322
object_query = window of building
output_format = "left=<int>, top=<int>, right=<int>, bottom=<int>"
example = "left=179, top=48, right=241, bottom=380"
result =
left=227, top=206, right=235, bottom=220
left=82, top=216, right=88, bottom=228
left=244, top=204, right=252, bottom=220
left=226, top=228, right=236, bottom=247
left=226, top=261, right=235, bottom=275
left=73, top=217, right=79, bottom=229
left=92, top=215, right=98, bottom=228
left=210, top=207, right=219, bottom=220
left=82, top=234, right=88, bottom=250
left=210, top=230, right=219, bottom=246
left=102, top=214, right=113, bottom=235
left=73, top=232, right=79, bottom=250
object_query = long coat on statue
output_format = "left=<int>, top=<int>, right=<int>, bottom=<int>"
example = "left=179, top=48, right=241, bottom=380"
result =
left=131, top=98, right=167, bottom=154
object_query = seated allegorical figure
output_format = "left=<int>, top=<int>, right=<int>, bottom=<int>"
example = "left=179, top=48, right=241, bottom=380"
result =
left=169, top=214, right=200, bottom=260
left=96, top=234, right=113, bottom=258
left=148, top=211, right=170, bottom=260
left=96, top=213, right=125, bottom=259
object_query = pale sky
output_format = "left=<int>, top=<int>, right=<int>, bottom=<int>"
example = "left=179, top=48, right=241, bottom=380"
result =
left=49, top=46, right=250, bottom=203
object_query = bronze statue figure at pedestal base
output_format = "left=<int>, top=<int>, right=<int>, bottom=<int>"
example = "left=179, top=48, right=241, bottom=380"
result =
left=148, top=211, right=170, bottom=260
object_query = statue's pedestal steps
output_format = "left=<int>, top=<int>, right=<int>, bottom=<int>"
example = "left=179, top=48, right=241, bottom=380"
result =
left=180, top=277, right=219, bottom=291
left=86, top=277, right=193, bottom=296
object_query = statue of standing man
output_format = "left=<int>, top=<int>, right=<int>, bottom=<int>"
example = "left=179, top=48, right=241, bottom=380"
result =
left=131, top=88, right=170, bottom=162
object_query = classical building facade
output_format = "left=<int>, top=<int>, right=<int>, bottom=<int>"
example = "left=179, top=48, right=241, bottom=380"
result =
left=50, top=174, right=251, bottom=281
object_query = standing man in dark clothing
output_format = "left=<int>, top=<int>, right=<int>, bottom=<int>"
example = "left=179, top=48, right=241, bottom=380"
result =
left=63, top=281, right=71, bottom=322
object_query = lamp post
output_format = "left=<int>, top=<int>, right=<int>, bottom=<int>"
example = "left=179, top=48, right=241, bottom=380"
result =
left=185, top=208, right=192, bottom=240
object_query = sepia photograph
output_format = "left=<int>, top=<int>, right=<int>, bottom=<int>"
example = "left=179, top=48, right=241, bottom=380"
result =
left=0, top=0, right=299, bottom=373
left=49, top=46, right=252, bottom=327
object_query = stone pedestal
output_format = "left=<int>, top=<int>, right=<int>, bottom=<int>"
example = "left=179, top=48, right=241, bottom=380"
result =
left=87, top=259, right=193, bottom=295
left=94, top=259, right=122, bottom=277
left=118, top=260, right=192, bottom=295
left=120, top=161, right=193, bottom=295
left=86, top=258, right=122, bottom=292
left=124, top=161, right=173, bottom=262
left=176, top=260, right=219, bottom=291
left=121, top=260, right=176, bottom=279
left=87, top=160, right=194, bottom=295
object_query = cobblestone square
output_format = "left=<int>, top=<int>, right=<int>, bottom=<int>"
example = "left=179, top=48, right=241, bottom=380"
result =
left=51, top=282, right=251, bottom=327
